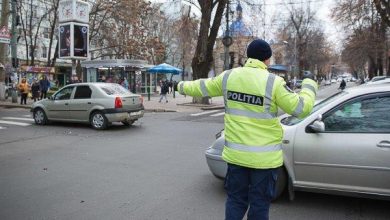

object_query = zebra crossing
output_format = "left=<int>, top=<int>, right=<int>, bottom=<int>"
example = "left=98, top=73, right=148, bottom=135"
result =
left=190, top=110, right=225, bottom=117
left=0, top=115, right=34, bottom=129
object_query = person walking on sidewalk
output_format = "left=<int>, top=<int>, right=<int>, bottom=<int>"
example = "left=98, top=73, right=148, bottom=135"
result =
left=159, top=81, right=169, bottom=103
left=177, top=39, right=318, bottom=220
left=39, top=75, right=50, bottom=100
left=31, top=79, right=40, bottom=102
left=18, top=78, right=30, bottom=105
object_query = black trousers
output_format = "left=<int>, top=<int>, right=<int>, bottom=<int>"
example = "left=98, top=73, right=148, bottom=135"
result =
left=20, top=93, right=27, bottom=104
left=40, top=90, right=47, bottom=99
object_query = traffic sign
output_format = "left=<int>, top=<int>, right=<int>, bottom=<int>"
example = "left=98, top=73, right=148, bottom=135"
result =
left=0, top=26, right=11, bottom=44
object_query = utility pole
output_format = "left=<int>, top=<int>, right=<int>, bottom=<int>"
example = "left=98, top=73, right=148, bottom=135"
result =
left=222, top=0, right=232, bottom=71
left=0, top=0, right=10, bottom=100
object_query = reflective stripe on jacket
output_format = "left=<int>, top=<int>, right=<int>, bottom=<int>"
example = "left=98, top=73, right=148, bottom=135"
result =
left=178, top=58, right=317, bottom=169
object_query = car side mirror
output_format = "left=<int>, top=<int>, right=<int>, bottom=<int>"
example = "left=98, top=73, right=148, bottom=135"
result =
left=308, top=121, right=325, bottom=133
left=306, top=114, right=325, bottom=133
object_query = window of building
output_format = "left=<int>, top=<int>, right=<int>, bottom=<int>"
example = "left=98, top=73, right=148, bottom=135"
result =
left=43, top=27, right=50, bottom=39
left=42, top=46, right=47, bottom=58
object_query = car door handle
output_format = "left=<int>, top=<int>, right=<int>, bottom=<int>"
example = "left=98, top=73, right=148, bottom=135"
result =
left=87, top=102, right=92, bottom=104
left=377, top=141, right=390, bottom=149
left=65, top=103, right=69, bottom=105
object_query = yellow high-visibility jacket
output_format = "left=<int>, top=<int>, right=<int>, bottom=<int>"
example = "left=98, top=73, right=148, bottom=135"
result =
left=178, top=58, right=318, bottom=169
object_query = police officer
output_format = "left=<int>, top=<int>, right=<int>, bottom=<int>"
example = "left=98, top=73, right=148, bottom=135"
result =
left=178, top=39, right=317, bottom=220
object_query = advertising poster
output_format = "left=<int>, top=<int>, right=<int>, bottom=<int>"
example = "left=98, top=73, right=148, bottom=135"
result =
left=59, top=24, right=71, bottom=58
left=73, top=24, right=88, bottom=58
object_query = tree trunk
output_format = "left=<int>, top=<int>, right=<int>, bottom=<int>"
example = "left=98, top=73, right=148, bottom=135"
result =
left=191, top=0, right=227, bottom=104
left=51, top=40, right=59, bottom=67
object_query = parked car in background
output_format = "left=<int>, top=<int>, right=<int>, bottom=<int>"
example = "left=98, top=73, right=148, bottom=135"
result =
left=366, top=76, right=390, bottom=85
left=31, top=83, right=144, bottom=130
left=205, top=84, right=390, bottom=201
left=369, top=76, right=387, bottom=83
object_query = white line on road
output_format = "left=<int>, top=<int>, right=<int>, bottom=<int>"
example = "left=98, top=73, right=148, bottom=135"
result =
left=2, top=117, right=34, bottom=122
left=210, top=112, right=225, bottom=117
left=190, top=110, right=220, bottom=116
left=0, top=120, right=31, bottom=126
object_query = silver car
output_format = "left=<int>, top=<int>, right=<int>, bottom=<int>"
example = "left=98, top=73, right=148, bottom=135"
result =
left=205, top=84, right=390, bottom=200
left=31, top=82, right=144, bottom=130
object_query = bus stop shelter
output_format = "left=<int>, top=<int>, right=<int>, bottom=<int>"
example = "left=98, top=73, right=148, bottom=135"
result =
left=81, top=59, right=154, bottom=94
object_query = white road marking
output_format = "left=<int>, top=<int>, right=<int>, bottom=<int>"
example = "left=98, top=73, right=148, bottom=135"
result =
left=2, top=117, right=34, bottom=122
left=190, top=110, right=220, bottom=116
left=0, top=120, right=31, bottom=126
left=210, top=112, right=225, bottom=117
left=0, top=126, right=5, bottom=129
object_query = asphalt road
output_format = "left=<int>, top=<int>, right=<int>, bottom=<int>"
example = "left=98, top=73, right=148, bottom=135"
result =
left=0, top=82, right=389, bottom=220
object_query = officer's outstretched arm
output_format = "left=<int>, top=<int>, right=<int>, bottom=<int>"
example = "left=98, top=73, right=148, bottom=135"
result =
left=177, top=72, right=226, bottom=97
left=275, top=79, right=318, bottom=118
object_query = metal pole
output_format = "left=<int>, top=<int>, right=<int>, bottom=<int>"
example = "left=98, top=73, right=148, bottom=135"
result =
left=11, top=0, right=18, bottom=102
left=223, top=1, right=230, bottom=71
left=0, top=0, right=10, bottom=100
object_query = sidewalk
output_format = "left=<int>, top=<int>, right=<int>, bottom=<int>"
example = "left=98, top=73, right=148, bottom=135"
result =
left=0, top=92, right=225, bottom=113
left=0, top=84, right=329, bottom=112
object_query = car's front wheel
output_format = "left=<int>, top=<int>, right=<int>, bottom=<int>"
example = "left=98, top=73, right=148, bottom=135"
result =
left=33, top=108, right=48, bottom=125
left=90, top=111, right=108, bottom=130
left=273, top=167, right=287, bottom=201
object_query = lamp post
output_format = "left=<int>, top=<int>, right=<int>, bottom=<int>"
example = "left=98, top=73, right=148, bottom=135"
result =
left=222, top=0, right=232, bottom=71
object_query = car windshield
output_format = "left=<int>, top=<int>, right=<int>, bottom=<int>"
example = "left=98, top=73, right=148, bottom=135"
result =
left=98, top=84, right=132, bottom=95
left=281, top=91, right=348, bottom=126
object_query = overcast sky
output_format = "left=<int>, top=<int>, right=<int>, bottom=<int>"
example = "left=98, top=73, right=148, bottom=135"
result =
left=152, top=0, right=343, bottom=51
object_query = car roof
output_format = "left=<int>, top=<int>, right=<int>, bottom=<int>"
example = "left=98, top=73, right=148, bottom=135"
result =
left=350, top=84, right=390, bottom=95
left=64, top=82, right=119, bottom=87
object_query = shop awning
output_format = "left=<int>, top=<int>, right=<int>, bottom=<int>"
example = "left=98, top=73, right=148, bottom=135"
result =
left=21, top=66, right=55, bottom=74
left=81, top=59, right=153, bottom=70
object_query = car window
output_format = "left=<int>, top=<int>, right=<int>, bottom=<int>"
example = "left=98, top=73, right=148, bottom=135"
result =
left=323, top=95, right=390, bottom=133
left=74, top=86, right=92, bottom=99
left=54, top=87, right=74, bottom=100
left=98, top=84, right=132, bottom=95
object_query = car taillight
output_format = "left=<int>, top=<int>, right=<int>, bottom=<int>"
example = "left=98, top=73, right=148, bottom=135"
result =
left=139, top=96, right=143, bottom=105
left=115, top=97, right=122, bottom=108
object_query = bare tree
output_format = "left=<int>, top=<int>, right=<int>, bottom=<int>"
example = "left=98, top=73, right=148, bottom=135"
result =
left=44, top=0, right=59, bottom=67
left=333, top=0, right=387, bottom=78
left=191, top=0, right=227, bottom=80
left=17, top=0, right=51, bottom=66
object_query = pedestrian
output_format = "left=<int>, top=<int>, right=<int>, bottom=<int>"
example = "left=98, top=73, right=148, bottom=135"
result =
left=339, top=79, right=346, bottom=90
left=121, top=77, right=129, bottom=90
left=168, top=80, right=173, bottom=94
left=18, top=78, right=30, bottom=105
left=39, top=75, right=50, bottom=100
left=177, top=39, right=318, bottom=220
left=159, top=81, right=169, bottom=103
left=31, top=79, right=40, bottom=102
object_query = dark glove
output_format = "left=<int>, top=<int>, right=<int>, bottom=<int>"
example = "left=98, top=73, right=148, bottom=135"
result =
left=303, top=71, right=314, bottom=80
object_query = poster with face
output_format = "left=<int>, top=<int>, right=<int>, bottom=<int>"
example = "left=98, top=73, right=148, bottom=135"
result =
left=59, top=24, right=71, bottom=58
left=73, top=24, right=88, bottom=58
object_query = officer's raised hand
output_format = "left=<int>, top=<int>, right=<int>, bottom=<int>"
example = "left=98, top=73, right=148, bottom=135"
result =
left=303, top=71, right=314, bottom=80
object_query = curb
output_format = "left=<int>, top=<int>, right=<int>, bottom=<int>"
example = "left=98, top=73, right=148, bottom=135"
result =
left=201, top=105, right=224, bottom=110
